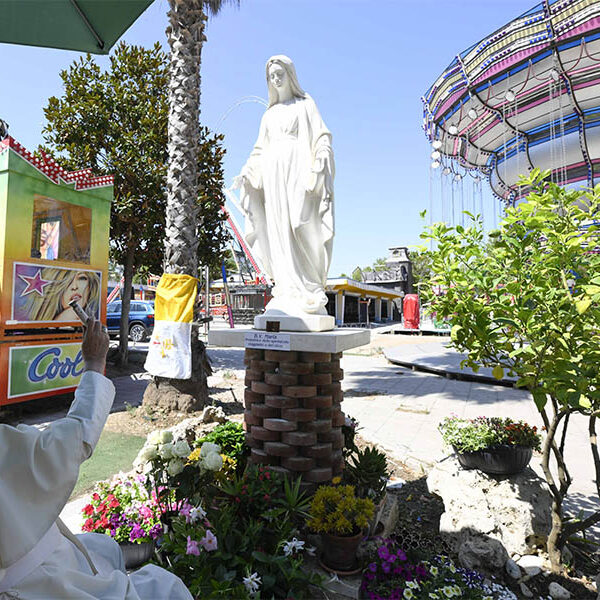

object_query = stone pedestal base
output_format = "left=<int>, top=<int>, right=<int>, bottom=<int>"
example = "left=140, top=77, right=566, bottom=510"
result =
left=208, top=328, right=371, bottom=488
left=254, top=313, right=335, bottom=333
left=244, top=348, right=345, bottom=486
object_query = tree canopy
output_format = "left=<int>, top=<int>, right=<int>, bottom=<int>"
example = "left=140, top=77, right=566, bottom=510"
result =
left=41, top=42, right=228, bottom=363
left=422, top=170, right=600, bottom=572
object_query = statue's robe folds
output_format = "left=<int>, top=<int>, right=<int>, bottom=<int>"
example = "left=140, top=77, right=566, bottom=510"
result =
left=0, top=371, right=192, bottom=600
left=240, top=95, right=335, bottom=316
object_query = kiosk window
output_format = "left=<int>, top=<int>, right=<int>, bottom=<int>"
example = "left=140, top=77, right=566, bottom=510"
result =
left=31, top=196, right=92, bottom=264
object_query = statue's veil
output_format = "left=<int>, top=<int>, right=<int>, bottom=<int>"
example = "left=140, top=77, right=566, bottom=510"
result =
left=266, top=55, right=306, bottom=108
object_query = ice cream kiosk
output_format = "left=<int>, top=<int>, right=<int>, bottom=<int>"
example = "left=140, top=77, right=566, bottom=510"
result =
left=0, top=136, right=112, bottom=405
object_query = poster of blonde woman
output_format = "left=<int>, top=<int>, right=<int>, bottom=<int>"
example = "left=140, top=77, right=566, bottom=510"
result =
left=12, top=262, right=101, bottom=323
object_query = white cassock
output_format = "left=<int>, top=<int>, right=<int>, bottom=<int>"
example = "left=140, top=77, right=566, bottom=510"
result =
left=0, top=371, right=193, bottom=600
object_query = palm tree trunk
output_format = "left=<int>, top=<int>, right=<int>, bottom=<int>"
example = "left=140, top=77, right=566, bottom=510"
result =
left=143, top=0, right=211, bottom=413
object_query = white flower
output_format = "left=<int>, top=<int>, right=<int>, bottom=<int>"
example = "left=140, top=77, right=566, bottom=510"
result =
left=243, top=572, right=261, bottom=596
left=403, top=590, right=414, bottom=599
left=441, top=587, right=455, bottom=598
left=166, top=458, right=185, bottom=476
left=282, top=537, right=305, bottom=556
left=159, top=443, right=175, bottom=460
left=172, top=440, right=191, bottom=458
left=160, top=430, right=173, bottom=444
left=200, top=442, right=221, bottom=457
left=189, top=505, right=206, bottom=523
left=406, top=580, right=419, bottom=589
left=136, top=444, right=158, bottom=464
left=202, top=452, right=223, bottom=471
left=147, top=430, right=162, bottom=445
left=429, top=566, right=439, bottom=576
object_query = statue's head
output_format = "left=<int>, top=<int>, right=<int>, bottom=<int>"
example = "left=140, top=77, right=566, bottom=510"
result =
left=265, top=55, right=306, bottom=108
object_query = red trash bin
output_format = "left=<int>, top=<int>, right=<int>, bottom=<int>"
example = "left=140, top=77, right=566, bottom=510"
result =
left=403, top=294, right=420, bottom=329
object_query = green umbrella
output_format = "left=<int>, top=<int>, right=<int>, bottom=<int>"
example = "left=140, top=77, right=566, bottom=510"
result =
left=0, top=0, right=154, bottom=54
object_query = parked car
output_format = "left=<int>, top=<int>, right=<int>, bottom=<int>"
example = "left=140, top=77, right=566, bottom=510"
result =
left=106, top=300, right=154, bottom=342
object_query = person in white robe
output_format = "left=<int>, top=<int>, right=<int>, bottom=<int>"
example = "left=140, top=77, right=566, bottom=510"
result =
left=0, top=318, right=193, bottom=600
left=234, top=55, right=335, bottom=319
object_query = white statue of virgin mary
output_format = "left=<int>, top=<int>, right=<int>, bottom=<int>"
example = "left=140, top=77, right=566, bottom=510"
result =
left=234, top=55, right=335, bottom=332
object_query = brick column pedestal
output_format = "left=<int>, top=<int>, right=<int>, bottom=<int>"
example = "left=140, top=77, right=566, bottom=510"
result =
left=243, top=349, right=345, bottom=487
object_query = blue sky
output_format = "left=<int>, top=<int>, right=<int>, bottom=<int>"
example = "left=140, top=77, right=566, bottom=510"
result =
left=1, top=0, right=530, bottom=277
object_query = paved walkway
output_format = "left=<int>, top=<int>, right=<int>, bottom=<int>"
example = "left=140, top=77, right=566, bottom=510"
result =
left=58, top=335, right=598, bottom=533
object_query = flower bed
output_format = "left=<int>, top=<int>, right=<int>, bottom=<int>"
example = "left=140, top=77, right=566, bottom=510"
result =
left=361, top=538, right=518, bottom=600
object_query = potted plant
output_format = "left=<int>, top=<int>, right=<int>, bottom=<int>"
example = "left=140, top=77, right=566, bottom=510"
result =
left=438, top=416, right=542, bottom=475
left=82, top=474, right=163, bottom=568
left=307, top=484, right=374, bottom=574
left=344, top=445, right=390, bottom=535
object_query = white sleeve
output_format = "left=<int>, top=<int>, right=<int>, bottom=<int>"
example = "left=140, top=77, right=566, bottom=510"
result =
left=66, top=370, right=115, bottom=458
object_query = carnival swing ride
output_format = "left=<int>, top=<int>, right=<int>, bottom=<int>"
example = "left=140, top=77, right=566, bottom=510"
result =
left=422, top=0, right=600, bottom=228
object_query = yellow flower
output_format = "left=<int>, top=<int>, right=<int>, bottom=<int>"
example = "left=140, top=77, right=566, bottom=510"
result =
left=331, top=476, right=342, bottom=485
left=187, top=448, right=201, bottom=463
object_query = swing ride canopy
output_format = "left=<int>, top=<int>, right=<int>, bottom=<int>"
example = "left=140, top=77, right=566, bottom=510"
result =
left=422, top=0, right=600, bottom=203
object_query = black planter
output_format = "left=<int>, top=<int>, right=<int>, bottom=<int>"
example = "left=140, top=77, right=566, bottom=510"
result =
left=454, top=445, right=533, bottom=475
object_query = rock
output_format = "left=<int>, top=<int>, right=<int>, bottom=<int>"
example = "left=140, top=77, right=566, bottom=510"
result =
left=142, top=378, right=207, bottom=413
left=169, top=417, right=206, bottom=444
left=505, top=558, right=521, bottom=579
left=516, top=554, right=544, bottom=577
left=458, top=537, right=508, bottom=572
left=519, top=582, right=534, bottom=598
left=427, top=456, right=552, bottom=562
left=548, top=581, right=571, bottom=599
left=380, top=493, right=400, bottom=538
left=202, top=405, right=227, bottom=424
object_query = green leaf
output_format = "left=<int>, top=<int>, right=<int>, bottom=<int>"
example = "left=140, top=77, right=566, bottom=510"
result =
left=492, top=365, right=504, bottom=380
left=532, top=388, right=547, bottom=410
left=450, top=324, right=462, bottom=342
left=579, top=395, right=592, bottom=409
left=576, top=298, right=592, bottom=314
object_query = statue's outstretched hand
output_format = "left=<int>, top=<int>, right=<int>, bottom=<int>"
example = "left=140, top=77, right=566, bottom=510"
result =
left=82, top=317, right=109, bottom=374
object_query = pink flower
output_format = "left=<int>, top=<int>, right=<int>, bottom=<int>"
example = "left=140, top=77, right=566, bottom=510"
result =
left=186, top=536, right=201, bottom=556
left=139, top=506, right=153, bottom=519
left=199, top=530, right=218, bottom=552
left=179, top=501, right=193, bottom=523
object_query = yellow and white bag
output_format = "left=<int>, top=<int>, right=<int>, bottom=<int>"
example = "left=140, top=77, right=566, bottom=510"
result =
left=144, top=274, right=197, bottom=379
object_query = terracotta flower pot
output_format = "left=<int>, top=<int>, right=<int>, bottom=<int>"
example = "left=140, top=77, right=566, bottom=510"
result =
left=454, top=444, right=533, bottom=475
left=321, top=530, right=364, bottom=573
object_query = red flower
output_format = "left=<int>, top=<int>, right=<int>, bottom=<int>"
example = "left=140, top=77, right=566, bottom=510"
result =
left=92, top=493, right=100, bottom=502
left=108, top=498, right=120, bottom=509
left=263, top=494, right=271, bottom=502
left=82, top=518, right=94, bottom=532
left=83, top=504, right=94, bottom=516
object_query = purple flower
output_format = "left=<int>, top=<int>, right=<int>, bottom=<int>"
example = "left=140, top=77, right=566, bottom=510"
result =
left=186, top=536, right=200, bottom=556
left=377, top=546, right=390, bottom=560
left=149, top=524, right=163, bottom=540
left=368, top=562, right=377, bottom=573
left=129, top=523, right=145, bottom=542
left=396, top=549, right=407, bottom=561
left=382, top=562, right=391, bottom=574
